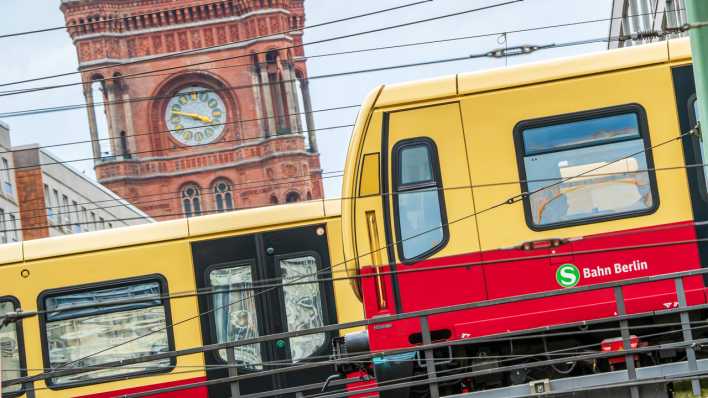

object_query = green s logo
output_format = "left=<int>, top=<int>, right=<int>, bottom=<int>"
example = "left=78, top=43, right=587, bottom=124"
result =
left=556, top=264, right=580, bottom=288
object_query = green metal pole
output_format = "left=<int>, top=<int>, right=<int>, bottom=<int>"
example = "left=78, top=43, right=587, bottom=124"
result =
left=687, top=0, right=708, bottom=168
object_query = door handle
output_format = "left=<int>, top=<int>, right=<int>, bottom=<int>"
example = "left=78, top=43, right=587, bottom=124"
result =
left=366, top=210, right=387, bottom=310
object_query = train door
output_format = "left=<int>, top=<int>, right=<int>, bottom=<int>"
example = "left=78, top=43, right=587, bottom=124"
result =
left=381, top=102, right=485, bottom=315
left=673, top=64, right=708, bottom=285
left=192, top=224, right=337, bottom=397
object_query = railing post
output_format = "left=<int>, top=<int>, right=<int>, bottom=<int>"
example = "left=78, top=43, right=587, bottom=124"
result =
left=613, top=286, right=639, bottom=398
left=420, top=316, right=440, bottom=398
left=675, top=277, right=702, bottom=397
left=226, top=347, right=241, bottom=398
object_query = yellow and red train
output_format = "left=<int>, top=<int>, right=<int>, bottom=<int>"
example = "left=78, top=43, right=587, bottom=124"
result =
left=3, top=36, right=708, bottom=397
left=0, top=200, right=362, bottom=397
left=339, top=37, right=708, bottom=395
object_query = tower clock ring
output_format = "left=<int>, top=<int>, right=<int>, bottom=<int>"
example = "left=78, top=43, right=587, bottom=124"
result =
left=164, top=85, right=227, bottom=146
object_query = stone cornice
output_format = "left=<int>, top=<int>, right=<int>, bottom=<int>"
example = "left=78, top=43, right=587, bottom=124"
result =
left=78, top=33, right=292, bottom=68
left=72, top=8, right=290, bottom=42
left=97, top=149, right=318, bottom=183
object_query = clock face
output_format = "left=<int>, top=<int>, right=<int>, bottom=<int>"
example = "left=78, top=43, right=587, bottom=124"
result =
left=165, top=85, right=227, bottom=146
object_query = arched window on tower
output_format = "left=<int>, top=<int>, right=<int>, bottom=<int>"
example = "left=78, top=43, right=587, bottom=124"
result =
left=286, top=192, right=300, bottom=203
left=266, top=50, right=290, bottom=134
left=182, top=184, right=202, bottom=217
left=213, top=179, right=234, bottom=212
left=88, top=76, right=112, bottom=159
left=270, top=195, right=279, bottom=205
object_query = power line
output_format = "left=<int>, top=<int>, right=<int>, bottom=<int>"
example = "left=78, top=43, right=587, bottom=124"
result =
left=0, top=0, right=520, bottom=91
left=0, top=104, right=359, bottom=156
left=0, top=0, right=312, bottom=39
left=27, top=122, right=695, bottom=375
left=0, top=6, right=669, bottom=98
left=7, top=157, right=703, bottom=235
left=0, top=18, right=695, bottom=119
left=0, top=123, right=352, bottom=172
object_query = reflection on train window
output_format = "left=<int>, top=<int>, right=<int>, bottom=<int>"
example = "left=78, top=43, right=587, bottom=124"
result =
left=394, top=139, right=447, bottom=260
left=521, top=111, right=654, bottom=227
left=209, top=265, right=262, bottom=369
left=42, top=280, right=171, bottom=386
left=1, top=300, right=21, bottom=395
left=280, top=255, right=325, bottom=361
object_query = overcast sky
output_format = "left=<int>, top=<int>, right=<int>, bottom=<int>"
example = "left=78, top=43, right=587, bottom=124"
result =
left=0, top=0, right=612, bottom=198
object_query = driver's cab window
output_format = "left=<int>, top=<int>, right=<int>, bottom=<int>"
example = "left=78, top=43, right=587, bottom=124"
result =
left=518, top=106, right=656, bottom=229
left=393, top=139, right=447, bottom=260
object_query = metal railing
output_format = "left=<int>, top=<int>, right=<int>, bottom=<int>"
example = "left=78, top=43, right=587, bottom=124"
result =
left=6, top=267, right=708, bottom=397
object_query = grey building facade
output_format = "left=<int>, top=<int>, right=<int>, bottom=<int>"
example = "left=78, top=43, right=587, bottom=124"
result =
left=609, top=0, right=687, bottom=48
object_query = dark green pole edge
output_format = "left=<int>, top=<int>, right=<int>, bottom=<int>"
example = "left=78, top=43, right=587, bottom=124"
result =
left=687, top=0, right=708, bottom=162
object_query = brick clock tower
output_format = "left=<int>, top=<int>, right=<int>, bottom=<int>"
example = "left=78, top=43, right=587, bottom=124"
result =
left=60, top=0, right=323, bottom=219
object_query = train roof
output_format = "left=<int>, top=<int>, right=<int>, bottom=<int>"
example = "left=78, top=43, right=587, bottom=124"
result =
left=375, top=37, right=692, bottom=108
left=340, top=38, right=693, bottom=263
left=0, top=199, right=341, bottom=265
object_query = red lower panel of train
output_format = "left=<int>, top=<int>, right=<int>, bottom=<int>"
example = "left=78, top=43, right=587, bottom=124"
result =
left=359, top=221, right=707, bottom=351
left=75, top=377, right=208, bottom=398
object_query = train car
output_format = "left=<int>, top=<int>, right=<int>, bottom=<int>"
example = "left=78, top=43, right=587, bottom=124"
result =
left=0, top=200, right=362, bottom=397
left=339, top=37, right=708, bottom=395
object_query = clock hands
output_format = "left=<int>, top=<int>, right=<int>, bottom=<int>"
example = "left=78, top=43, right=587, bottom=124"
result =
left=171, top=110, right=213, bottom=124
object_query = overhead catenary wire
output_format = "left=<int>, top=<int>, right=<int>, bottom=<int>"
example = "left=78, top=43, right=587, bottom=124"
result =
left=1, top=0, right=435, bottom=40
left=14, top=121, right=697, bottom=378
left=7, top=157, right=708, bottom=236
left=0, top=0, right=521, bottom=91
left=0, top=6, right=672, bottom=99
left=0, top=18, right=700, bottom=120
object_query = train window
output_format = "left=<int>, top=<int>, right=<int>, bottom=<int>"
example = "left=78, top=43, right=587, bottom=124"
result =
left=518, top=106, right=656, bottom=229
left=209, top=264, right=262, bottom=369
left=393, top=138, right=448, bottom=261
left=40, top=278, right=172, bottom=387
left=280, top=255, right=325, bottom=361
left=1, top=298, right=24, bottom=396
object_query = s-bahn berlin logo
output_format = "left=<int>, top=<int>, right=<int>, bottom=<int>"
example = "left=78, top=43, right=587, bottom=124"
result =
left=556, top=263, right=580, bottom=288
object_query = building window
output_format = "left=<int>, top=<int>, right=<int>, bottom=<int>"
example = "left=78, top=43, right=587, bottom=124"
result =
left=2, top=158, right=11, bottom=196
left=71, top=201, right=81, bottom=234
left=270, top=195, right=279, bottom=204
left=0, top=208, right=7, bottom=244
left=99, top=217, right=105, bottom=230
left=81, top=207, right=88, bottom=231
left=213, top=180, right=234, bottom=212
left=1, top=298, right=25, bottom=395
left=90, top=212, right=96, bottom=231
left=392, top=138, right=447, bottom=260
left=285, top=192, right=300, bottom=203
left=53, top=189, right=60, bottom=224
left=40, top=279, right=173, bottom=386
left=62, top=195, right=71, bottom=228
left=181, top=184, right=202, bottom=217
left=9, top=214, right=18, bottom=242
left=518, top=106, right=656, bottom=229
left=44, top=184, right=54, bottom=221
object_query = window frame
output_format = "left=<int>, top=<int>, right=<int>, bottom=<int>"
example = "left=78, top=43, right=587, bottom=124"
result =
left=686, top=94, right=708, bottom=203
left=391, top=137, right=449, bottom=263
left=204, top=260, right=264, bottom=368
left=36, top=274, right=176, bottom=389
left=273, top=250, right=332, bottom=362
left=513, top=103, right=659, bottom=231
left=0, top=296, right=28, bottom=398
